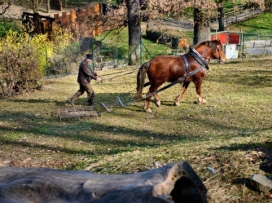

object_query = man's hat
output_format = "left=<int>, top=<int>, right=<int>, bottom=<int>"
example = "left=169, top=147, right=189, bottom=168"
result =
left=86, top=54, right=93, bottom=59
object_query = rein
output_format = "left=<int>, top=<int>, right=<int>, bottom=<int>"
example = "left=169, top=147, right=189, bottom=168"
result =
left=145, top=65, right=204, bottom=98
left=144, top=45, right=215, bottom=89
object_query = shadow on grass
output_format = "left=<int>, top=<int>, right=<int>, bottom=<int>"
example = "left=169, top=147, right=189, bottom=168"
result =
left=0, top=100, right=271, bottom=158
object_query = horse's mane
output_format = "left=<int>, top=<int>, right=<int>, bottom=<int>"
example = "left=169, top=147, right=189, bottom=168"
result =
left=194, top=40, right=220, bottom=51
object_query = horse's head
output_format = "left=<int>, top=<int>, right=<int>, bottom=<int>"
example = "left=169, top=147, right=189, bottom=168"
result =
left=194, top=40, right=227, bottom=64
left=209, top=40, right=227, bottom=64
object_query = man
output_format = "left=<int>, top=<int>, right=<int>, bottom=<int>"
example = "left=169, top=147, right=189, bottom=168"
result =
left=68, top=54, right=102, bottom=106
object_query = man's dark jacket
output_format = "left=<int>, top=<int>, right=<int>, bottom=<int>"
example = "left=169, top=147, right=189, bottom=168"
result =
left=77, top=60, right=98, bottom=85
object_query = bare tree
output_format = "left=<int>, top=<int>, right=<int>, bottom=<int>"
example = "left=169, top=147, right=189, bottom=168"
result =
left=217, top=3, right=224, bottom=32
left=0, top=0, right=11, bottom=15
left=10, top=0, right=44, bottom=13
left=126, top=0, right=141, bottom=65
left=145, top=0, right=265, bottom=44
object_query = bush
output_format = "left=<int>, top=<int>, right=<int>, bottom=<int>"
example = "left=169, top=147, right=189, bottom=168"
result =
left=0, top=29, right=74, bottom=97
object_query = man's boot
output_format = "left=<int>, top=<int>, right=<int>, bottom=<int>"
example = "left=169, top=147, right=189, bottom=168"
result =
left=88, top=92, right=95, bottom=106
left=68, top=98, right=74, bottom=106
left=68, top=92, right=81, bottom=106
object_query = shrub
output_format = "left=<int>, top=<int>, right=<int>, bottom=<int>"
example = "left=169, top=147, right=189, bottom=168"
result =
left=0, top=29, right=74, bottom=97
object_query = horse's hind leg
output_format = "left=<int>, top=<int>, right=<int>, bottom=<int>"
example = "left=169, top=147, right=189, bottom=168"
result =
left=194, top=80, right=206, bottom=103
left=144, top=85, right=160, bottom=112
left=174, top=81, right=190, bottom=106
left=144, top=90, right=152, bottom=112
left=154, top=93, right=161, bottom=107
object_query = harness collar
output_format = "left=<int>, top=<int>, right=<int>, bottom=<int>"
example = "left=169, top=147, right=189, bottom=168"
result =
left=189, top=46, right=209, bottom=70
left=180, top=54, right=205, bottom=80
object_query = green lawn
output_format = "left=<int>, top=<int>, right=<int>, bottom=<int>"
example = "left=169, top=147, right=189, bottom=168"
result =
left=229, top=12, right=272, bottom=36
left=1, top=4, right=272, bottom=203
left=0, top=56, right=272, bottom=202
left=0, top=21, right=21, bottom=36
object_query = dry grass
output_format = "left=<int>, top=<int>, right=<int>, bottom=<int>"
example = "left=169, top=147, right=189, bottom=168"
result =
left=0, top=56, right=272, bottom=202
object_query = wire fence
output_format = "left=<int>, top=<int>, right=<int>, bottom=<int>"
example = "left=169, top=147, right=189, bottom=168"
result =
left=88, top=37, right=181, bottom=71
left=45, top=31, right=272, bottom=79
left=211, top=30, right=272, bottom=58
left=242, top=33, right=272, bottom=56
left=1, top=18, right=272, bottom=79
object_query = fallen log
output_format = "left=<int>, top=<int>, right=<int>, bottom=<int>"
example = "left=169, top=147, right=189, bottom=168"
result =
left=0, top=161, right=208, bottom=203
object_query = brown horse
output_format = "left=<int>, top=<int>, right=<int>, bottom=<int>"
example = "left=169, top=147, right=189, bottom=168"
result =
left=136, top=40, right=227, bottom=112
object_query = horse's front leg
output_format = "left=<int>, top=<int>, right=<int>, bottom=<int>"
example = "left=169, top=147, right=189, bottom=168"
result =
left=194, top=80, right=206, bottom=104
left=174, top=81, right=190, bottom=106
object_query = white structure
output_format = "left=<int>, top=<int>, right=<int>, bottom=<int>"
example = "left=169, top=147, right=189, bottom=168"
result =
left=224, top=44, right=238, bottom=59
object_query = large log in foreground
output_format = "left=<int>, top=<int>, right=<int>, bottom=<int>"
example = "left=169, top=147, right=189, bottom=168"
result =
left=0, top=161, right=208, bottom=203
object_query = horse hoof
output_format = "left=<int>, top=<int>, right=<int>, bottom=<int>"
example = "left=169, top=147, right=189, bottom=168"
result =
left=155, top=100, right=161, bottom=107
left=198, top=99, right=207, bottom=104
left=145, top=108, right=152, bottom=113
left=174, top=102, right=180, bottom=106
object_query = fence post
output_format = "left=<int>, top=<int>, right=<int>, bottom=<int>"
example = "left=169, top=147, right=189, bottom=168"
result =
left=242, top=32, right=244, bottom=58
left=140, top=33, right=142, bottom=65
left=226, top=28, right=229, bottom=44
left=264, top=37, right=267, bottom=55
left=45, top=47, right=49, bottom=78
left=91, top=38, right=94, bottom=71
left=114, top=48, right=118, bottom=68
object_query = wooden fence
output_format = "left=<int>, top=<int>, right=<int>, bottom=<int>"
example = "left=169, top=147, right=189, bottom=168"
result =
left=22, top=3, right=123, bottom=39
left=224, top=6, right=262, bottom=24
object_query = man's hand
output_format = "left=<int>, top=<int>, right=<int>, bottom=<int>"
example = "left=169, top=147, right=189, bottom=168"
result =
left=96, top=76, right=103, bottom=83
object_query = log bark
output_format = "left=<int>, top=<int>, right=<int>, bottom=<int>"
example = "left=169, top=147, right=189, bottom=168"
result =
left=0, top=161, right=208, bottom=203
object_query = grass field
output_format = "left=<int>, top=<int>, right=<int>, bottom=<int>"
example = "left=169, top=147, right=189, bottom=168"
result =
left=0, top=55, right=272, bottom=202
left=0, top=4, right=272, bottom=202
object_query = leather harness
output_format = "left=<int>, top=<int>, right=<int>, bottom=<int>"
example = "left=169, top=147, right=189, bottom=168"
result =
left=180, top=46, right=209, bottom=81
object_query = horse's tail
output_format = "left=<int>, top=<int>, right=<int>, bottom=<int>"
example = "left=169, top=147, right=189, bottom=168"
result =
left=135, top=61, right=150, bottom=99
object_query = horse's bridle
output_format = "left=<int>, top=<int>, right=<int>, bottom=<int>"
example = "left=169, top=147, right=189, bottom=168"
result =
left=214, top=44, right=225, bottom=63
left=190, top=44, right=225, bottom=64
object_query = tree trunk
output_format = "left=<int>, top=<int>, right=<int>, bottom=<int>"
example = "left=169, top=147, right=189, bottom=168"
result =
left=193, top=8, right=210, bottom=45
left=47, top=0, right=50, bottom=13
left=127, top=0, right=141, bottom=65
left=0, top=161, right=209, bottom=203
left=32, top=0, right=38, bottom=13
left=218, top=5, right=224, bottom=31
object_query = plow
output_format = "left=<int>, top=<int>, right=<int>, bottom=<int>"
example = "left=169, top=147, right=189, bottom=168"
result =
left=57, top=72, right=197, bottom=120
